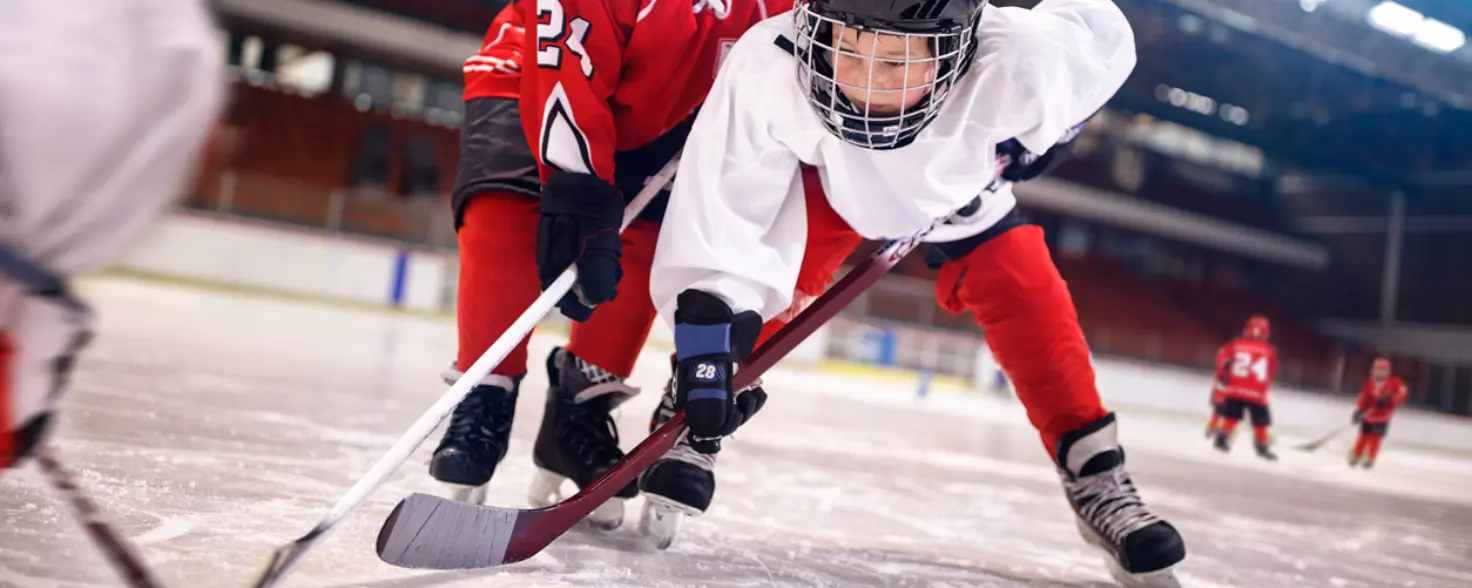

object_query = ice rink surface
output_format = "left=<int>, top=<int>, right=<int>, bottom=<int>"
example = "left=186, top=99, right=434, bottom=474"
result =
left=3, top=277, right=1471, bottom=588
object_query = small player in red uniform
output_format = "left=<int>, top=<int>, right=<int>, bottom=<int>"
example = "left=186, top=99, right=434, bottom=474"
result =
left=430, top=0, right=793, bottom=531
left=1349, top=357, right=1407, bottom=469
left=1210, top=316, right=1279, bottom=461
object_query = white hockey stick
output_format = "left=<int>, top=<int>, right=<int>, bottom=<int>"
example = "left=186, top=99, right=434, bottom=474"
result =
left=247, top=154, right=681, bottom=588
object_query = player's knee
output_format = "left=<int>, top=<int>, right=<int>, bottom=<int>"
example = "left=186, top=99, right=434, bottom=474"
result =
left=934, top=223, right=1066, bottom=319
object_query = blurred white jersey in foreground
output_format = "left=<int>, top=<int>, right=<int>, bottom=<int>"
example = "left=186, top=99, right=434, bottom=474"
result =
left=0, top=0, right=224, bottom=468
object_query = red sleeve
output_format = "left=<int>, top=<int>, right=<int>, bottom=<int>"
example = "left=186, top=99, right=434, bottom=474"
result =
left=464, top=4, right=526, bottom=101
left=1213, top=344, right=1233, bottom=385
left=1355, top=379, right=1374, bottom=412
left=522, top=0, right=634, bottom=182
left=1392, top=377, right=1409, bottom=408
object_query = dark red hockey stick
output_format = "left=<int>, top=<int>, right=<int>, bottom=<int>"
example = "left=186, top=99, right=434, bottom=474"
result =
left=34, top=449, right=166, bottom=588
left=374, top=234, right=927, bottom=569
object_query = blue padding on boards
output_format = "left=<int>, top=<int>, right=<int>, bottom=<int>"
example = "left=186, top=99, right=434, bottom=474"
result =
left=389, top=249, right=409, bottom=307
left=686, top=388, right=728, bottom=401
left=675, top=323, right=730, bottom=361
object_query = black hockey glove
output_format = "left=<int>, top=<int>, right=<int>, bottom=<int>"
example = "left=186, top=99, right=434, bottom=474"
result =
left=1352, top=411, right=1365, bottom=424
left=671, top=289, right=767, bottom=454
left=537, top=170, right=625, bottom=322
left=996, top=122, right=1084, bottom=183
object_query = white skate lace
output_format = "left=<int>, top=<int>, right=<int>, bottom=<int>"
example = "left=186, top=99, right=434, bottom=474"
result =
left=651, top=377, right=762, bottom=472
left=1068, top=468, right=1161, bottom=545
left=570, top=354, right=639, bottom=409
left=667, top=434, right=717, bottom=471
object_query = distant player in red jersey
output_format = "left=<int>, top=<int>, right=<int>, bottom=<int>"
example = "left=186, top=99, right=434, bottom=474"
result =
left=430, top=0, right=792, bottom=531
left=1349, top=357, right=1407, bottom=469
left=1210, top=315, right=1279, bottom=461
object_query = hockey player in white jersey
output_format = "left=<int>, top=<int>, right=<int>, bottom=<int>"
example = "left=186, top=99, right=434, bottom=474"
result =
left=638, top=0, right=1186, bottom=585
left=0, top=0, right=225, bottom=473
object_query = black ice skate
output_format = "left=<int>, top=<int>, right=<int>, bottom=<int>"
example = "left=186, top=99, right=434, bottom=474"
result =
left=529, top=347, right=640, bottom=530
left=1212, top=431, right=1231, bottom=453
left=1057, top=413, right=1186, bottom=588
left=1254, top=441, right=1278, bottom=462
left=428, top=369, right=521, bottom=506
left=637, top=376, right=721, bottom=550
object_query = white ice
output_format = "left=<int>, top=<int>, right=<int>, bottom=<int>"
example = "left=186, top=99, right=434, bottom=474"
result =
left=2, top=277, right=1470, bottom=588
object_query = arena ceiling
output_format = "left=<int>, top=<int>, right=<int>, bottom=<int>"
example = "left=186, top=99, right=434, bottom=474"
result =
left=1096, top=0, right=1472, bottom=187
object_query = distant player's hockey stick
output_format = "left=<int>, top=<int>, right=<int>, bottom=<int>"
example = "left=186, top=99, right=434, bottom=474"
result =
left=374, top=228, right=934, bottom=570
left=34, top=448, right=166, bottom=588
left=1294, top=423, right=1354, bottom=452
left=245, top=154, right=681, bottom=588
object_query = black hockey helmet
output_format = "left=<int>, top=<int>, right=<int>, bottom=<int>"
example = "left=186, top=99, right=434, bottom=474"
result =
left=793, top=0, right=989, bottom=150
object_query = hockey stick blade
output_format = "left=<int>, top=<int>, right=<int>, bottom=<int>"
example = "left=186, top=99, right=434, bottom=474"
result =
left=375, top=234, right=927, bottom=569
left=1294, top=423, right=1352, bottom=452
left=246, top=154, right=680, bottom=588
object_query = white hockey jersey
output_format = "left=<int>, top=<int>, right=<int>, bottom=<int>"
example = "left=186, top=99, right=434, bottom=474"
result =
left=650, top=0, right=1137, bottom=324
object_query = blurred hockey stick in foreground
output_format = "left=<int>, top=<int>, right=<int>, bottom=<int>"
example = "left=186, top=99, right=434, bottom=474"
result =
left=35, top=448, right=166, bottom=588
left=1294, top=423, right=1354, bottom=452
left=374, top=225, right=935, bottom=570
left=246, top=154, right=681, bottom=588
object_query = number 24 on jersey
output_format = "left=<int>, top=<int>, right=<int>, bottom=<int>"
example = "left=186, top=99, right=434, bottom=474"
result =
left=536, top=0, right=594, bottom=78
left=1232, top=351, right=1270, bottom=383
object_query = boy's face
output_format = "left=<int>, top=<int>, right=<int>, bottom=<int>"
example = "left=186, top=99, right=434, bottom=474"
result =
left=829, top=27, right=937, bottom=116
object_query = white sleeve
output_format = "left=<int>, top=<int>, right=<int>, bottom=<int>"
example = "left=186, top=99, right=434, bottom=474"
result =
left=649, top=33, right=807, bottom=326
left=981, top=0, right=1137, bottom=153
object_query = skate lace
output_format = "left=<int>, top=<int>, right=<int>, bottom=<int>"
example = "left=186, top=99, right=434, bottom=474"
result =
left=445, top=388, right=515, bottom=449
left=559, top=401, right=625, bottom=466
left=1068, top=468, right=1161, bottom=545
left=570, top=355, right=639, bottom=409
left=658, top=380, right=760, bottom=471
left=667, top=434, right=717, bottom=470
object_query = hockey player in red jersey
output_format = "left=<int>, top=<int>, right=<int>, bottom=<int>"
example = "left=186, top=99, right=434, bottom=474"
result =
left=1349, top=357, right=1407, bottom=469
left=1205, top=315, right=1262, bottom=439
left=429, top=0, right=792, bottom=529
left=642, top=0, right=1187, bottom=583
left=1209, top=315, right=1279, bottom=460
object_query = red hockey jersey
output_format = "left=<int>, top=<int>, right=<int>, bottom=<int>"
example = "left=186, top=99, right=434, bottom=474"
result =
left=463, top=4, right=525, bottom=101
left=1214, top=338, right=1277, bottom=404
left=1356, top=375, right=1407, bottom=424
left=518, top=0, right=790, bottom=183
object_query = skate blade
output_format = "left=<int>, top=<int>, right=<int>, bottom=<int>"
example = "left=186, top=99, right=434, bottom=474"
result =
left=1106, top=565, right=1182, bottom=588
left=528, top=467, right=624, bottom=530
left=587, top=498, right=625, bottom=530
left=639, top=495, right=699, bottom=550
left=1075, top=519, right=1183, bottom=588
left=440, top=482, right=488, bottom=506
